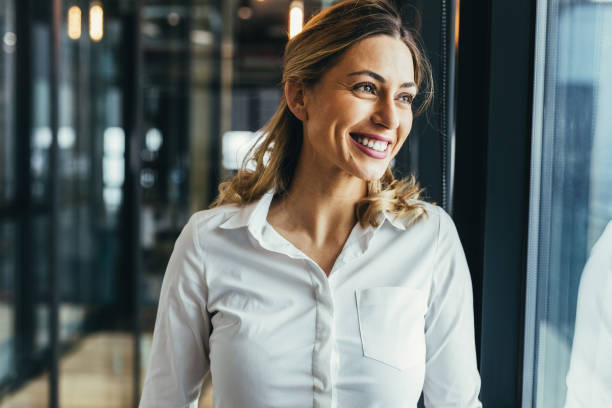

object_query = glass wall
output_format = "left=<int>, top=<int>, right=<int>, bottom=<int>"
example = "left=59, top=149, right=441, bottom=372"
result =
left=0, top=0, right=16, bottom=390
left=2, top=1, right=133, bottom=406
left=0, top=0, right=16, bottom=205
left=524, top=0, right=612, bottom=406
left=1, top=1, right=331, bottom=406
left=1, top=1, right=443, bottom=407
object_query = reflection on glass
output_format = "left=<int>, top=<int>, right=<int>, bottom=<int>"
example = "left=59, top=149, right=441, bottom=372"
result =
left=31, top=23, right=51, bottom=204
left=32, top=215, right=50, bottom=352
left=103, top=127, right=125, bottom=212
left=0, top=216, right=51, bottom=407
left=145, top=128, right=163, bottom=153
left=58, top=126, right=76, bottom=150
left=0, top=0, right=16, bottom=205
left=0, top=221, right=17, bottom=384
left=565, top=221, right=612, bottom=407
left=526, top=1, right=612, bottom=407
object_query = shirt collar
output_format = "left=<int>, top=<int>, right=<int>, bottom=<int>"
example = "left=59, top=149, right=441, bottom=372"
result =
left=219, top=189, right=275, bottom=241
left=382, top=211, right=407, bottom=231
left=218, top=189, right=406, bottom=237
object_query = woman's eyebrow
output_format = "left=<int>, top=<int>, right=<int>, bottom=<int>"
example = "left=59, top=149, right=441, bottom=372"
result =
left=347, top=70, right=417, bottom=89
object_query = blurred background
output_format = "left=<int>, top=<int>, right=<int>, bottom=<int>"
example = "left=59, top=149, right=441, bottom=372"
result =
left=0, top=0, right=611, bottom=407
left=1, top=1, right=450, bottom=406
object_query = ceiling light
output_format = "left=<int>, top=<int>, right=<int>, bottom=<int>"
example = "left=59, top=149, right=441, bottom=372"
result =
left=89, top=3, right=104, bottom=42
left=68, top=6, right=81, bottom=40
left=289, top=1, right=304, bottom=39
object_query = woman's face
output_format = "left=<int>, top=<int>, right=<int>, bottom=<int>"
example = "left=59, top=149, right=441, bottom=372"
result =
left=296, top=34, right=417, bottom=181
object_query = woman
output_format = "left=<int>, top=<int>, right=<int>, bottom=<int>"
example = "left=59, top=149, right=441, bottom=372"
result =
left=140, top=1, right=482, bottom=407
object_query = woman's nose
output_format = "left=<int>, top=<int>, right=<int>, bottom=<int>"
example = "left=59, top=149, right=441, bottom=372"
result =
left=371, top=96, right=400, bottom=130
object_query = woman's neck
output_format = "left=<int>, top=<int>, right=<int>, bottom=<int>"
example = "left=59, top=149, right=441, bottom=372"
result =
left=267, top=151, right=366, bottom=247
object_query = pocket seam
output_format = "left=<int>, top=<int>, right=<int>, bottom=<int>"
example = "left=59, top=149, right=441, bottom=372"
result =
left=355, top=287, right=426, bottom=371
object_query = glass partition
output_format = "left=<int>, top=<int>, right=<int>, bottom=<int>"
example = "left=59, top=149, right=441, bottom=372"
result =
left=0, top=0, right=16, bottom=206
left=524, top=1, right=612, bottom=406
left=2, top=1, right=442, bottom=406
left=0, top=0, right=16, bottom=388
left=0, top=221, right=17, bottom=387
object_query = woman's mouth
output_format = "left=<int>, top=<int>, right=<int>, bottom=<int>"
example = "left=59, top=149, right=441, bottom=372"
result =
left=349, top=133, right=390, bottom=159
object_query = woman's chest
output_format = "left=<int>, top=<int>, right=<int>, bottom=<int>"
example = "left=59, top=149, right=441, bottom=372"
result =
left=205, top=260, right=429, bottom=405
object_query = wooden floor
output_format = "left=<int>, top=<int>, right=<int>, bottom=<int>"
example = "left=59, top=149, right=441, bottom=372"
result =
left=0, top=332, right=213, bottom=408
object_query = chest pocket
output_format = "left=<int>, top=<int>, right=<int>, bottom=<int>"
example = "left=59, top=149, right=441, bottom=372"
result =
left=356, top=287, right=427, bottom=371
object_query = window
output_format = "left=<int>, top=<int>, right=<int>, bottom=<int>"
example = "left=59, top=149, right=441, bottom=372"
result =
left=523, top=1, right=612, bottom=406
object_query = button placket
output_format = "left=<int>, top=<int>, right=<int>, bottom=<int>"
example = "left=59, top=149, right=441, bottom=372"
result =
left=307, top=260, right=337, bottom=408
left=330, top=322, right=340, bottom=408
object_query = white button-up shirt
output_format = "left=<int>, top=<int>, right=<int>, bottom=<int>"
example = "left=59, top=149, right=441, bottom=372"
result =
left=139, top=191, right=482, bottom=408
left=565, top=220, right=612, bottom=407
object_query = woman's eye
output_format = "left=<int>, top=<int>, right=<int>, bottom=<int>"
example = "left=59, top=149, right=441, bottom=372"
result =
left=398, top=94, right=415, bottom=104
left=354, top=83, right=376, bottom=94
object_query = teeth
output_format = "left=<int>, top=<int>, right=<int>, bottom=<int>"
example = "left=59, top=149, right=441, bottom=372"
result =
left=356, top=136, right=388, bottom=152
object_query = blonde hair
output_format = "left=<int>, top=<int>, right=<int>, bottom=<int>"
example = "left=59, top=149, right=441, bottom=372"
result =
left=212, top=0, right=433, bottom=227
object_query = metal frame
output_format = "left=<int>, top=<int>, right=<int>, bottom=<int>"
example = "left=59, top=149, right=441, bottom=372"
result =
left=452, top=0, right=492, bottom=363
left=120, top=2, right=145, bottom=405
left=521, top=0, right=550, bottom=405
left=389, top=0, right=456, bottom=210
left=49, top=0, right=60, bottom=405
left=453, top=0, right=537, bottom=405
left=13, top=0, right=36, bottom=395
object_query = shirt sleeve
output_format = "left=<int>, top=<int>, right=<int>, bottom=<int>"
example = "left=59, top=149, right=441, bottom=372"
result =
left=139, top=215, right=211, bottom=408
left=565, top=221, right=612, bottom=407
left=422, top=208, right=482, bottom=407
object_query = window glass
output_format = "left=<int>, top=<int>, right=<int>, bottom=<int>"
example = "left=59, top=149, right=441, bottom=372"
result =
left=1, top=2, right=52, bottom=405
left=0, top=221, right=17, bottom=385
left=1, top=0, right=438, bottom=405
left=55, top=2, right=135, bottom=406
left=524, top=1, right=612, bottom=406
left=0, top=0, right=16, bottom=205
left=2, top=1, right=133, bottom=405
left=0, top=0, right=16, bottom=387
left=31, top=21, right=51, bottom=205
left=32, top=215, right=50, bottom=352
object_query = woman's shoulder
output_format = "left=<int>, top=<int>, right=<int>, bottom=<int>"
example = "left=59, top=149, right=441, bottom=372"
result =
left=392, top=200, right=452, bottom=233
left=420, top=201, right=458, bottom=231
left=186, top=203, right=243, bottom=234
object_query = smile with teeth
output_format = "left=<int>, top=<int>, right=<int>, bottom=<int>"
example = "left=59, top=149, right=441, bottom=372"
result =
left=355, top=135, right=389, bottom=152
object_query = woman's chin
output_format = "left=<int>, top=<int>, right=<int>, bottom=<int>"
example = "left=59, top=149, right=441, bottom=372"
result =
left=354, top=166, right=388, bottom=182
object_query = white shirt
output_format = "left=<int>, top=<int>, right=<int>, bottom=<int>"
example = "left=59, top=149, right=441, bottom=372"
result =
left=565, top=220, right=612, bottom=407
left=139, top=190, right=482, bottom=408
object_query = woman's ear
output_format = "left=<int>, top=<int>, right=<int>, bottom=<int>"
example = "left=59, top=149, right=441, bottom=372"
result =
left=285, top=80, right=309, bottom=122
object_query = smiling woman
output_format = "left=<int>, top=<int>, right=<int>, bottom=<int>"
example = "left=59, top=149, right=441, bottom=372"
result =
left=139, top=1, right=482, bottom=407
left=285, top=35, right=416, bottom=182
left=212, top=0, right=433, bottom=230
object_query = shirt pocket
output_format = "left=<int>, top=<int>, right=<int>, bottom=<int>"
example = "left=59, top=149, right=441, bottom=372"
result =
left=355, top=286, right=427, bottom=371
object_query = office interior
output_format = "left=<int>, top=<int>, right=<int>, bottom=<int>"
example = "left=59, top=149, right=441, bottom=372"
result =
left=0, top=0, right=611, bottom=407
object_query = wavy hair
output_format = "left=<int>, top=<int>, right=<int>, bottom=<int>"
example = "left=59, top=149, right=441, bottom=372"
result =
left=211, top=0, right=433, bottom=227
